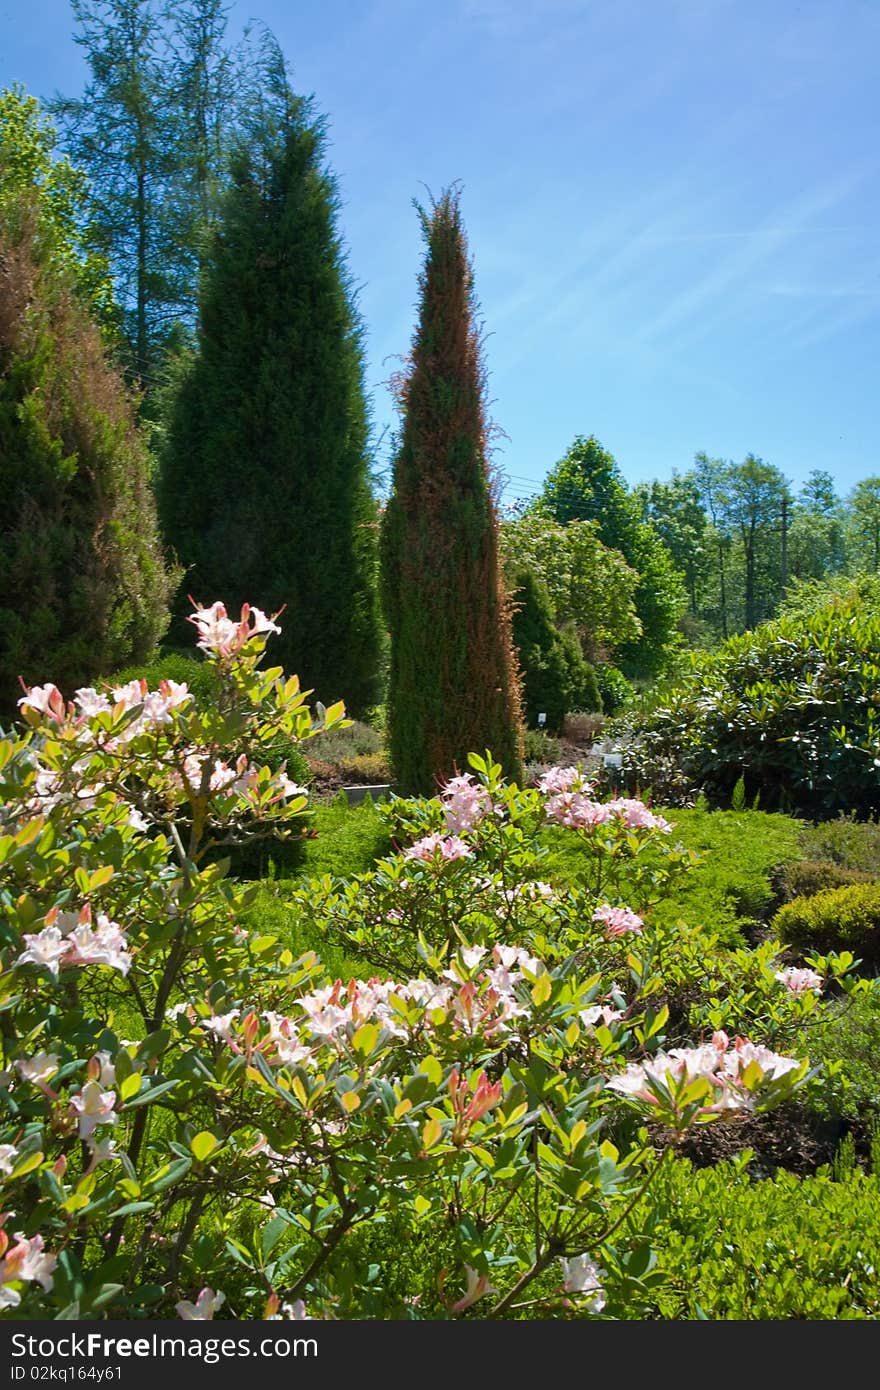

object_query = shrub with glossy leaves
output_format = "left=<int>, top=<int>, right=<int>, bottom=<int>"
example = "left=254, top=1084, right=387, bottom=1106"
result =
left=616, top=595, right=880, bottom=816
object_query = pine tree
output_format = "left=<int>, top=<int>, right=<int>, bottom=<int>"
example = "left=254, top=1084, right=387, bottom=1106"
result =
left=0, top=190, right=177, bottom=713
left=50, top=0, right=263, bottom=387
left=381, top=188, right=523, bottom=794
left=50, top=0, right=179, bottom=383
left=159, top=87, right=382, bottom=715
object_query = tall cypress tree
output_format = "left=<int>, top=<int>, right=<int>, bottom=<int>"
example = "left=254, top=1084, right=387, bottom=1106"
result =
left=159, top=87, right=382, bottom=715
left=381, top=188, right=523, bottom=795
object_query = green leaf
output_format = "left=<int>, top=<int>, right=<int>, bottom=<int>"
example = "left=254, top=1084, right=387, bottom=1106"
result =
left=352, top=1023, right=378, bottom=1058
left=119, top=1072, right=142, bottom=1102
left=123, top=1079, right=180, bottom=1107
left=8, top=1149, right=43, bottom=1180
left=190, top=1131, right=219, bottom=1162
left=418, top=1056, right=443, bottom=1086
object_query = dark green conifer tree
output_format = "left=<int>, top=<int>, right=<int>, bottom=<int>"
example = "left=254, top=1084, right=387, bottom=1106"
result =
left=381, top=188, right=523, bottom=794
left=0, top=192, right=176, bottom=711
left=159, top=86, right=382, bottom=714
left=510, top=569, right=573, bottom=733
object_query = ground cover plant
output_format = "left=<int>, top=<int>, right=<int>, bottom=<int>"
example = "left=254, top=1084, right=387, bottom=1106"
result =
left=1, top=607, right=863, bottom=1320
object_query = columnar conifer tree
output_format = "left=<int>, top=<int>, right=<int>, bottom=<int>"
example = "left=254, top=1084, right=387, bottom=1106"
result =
left=0, top=195, right=176, bottom=712
left=381, top=188, right=523, bottom=794
left=159, top=85, right=382, bottom=714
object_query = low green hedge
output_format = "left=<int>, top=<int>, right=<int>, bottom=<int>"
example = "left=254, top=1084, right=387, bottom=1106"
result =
left=772, top=882, right=880, bottom=966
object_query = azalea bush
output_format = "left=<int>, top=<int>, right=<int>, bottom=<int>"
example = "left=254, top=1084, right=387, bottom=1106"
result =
left=0, top=608, right=858, bottom=1320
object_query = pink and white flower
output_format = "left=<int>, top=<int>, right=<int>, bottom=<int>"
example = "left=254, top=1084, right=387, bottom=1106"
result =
left=593, top=903, right=644, bottom=937
left=0, top=1232, right=57, bottom=1298
left=606, top=798, right=672, bottom=833
left=545, top=793, right=610, bottom=830
left=69, top=1081, right=117, bottom=1139
left=607, top=1032, right=803, bottom=1119
left=111, top=679, right=147, bottom=713
left=176, top=1287, right=225, bottom=1320
left=65, top=913, right=131, bottom=976
left=73, top=687, right=111, bottom=718
left=403, top=833, right=474, bottom=864
left=15, top=928, right=69, bottom=978
left=775, top=966, right=823, bottom=994
left=14, top=1053, right=59, bottom=1087
left=538, top=766, right=591, bottom=795
left=560, top=1253, right=606, bottom=1312
left=17, top=684, right=66, bottom=722
left=450, top=1263, right=497, bottom=1314
left=441, top=773, right=493, bottom=834
left=188, top=600, right=281, bottom=657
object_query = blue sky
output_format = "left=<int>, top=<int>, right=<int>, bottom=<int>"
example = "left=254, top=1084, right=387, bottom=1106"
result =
left=2, top=0, right=878, bottom=505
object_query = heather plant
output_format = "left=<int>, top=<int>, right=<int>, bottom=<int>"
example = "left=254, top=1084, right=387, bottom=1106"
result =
left=0, top=621, right=853, bottom=1321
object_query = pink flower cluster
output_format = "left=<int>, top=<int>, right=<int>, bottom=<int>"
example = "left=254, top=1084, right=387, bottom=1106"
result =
left=775, top=966, right=823, bottom=994
left=188, top=600, right=281, bottom=657
left=559, top=1253, right=606, bottom=1312
left=544, top=792, right=611, bottom=829
left=403, top=833, right=473, bottom=864
left=607, top=1031, right=803, bottom=1117
left=18, top=676, right=191, bottom=736
left=543, top=788, right=672, bottom=834
left=441, top=774, right=494, bottom=834
left=15, top=905, right=131, bottom=978
left=537, top=766, right=591, bottom=795
left=592, top=903, right=644, bottom=937
left=606, top=798, right=673, bottom=833
left=0, top=1224, right=57, bottom=1311
left=69, top=1080, right=118, bottom=1138
left=176, top=750, right=307, bottom=806
left=219, top=945, right=541, bottom=1070
left=579, top=1000, right=625, bottom=1029
left=177, top=1287, right=226, bottom=1320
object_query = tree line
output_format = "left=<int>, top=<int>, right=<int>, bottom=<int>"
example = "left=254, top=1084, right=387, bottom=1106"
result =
left=636, top=454, right=880, bottom=644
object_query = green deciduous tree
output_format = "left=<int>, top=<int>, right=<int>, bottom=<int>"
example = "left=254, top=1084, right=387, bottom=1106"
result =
left=0, top=85, right=113, bottom=319
left=848, top=477, right=880, bottom=573
left=159, top=84, right=382, bottom=716
left=635, top=472, right=711, bottom=619
left=381, top=188, right=523, bottom=793
left=723, top=454, right=791, bottom=630
left=50, top=0, right=265, bottom=386
left=499, top=509, right=640, bottom=662
left=51, top=0, right=179, bottom=382
left=539, top=435, right=685, bottom=679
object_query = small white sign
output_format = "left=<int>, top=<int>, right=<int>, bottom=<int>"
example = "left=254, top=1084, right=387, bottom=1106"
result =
left=537, top=712, right=547, bottom=727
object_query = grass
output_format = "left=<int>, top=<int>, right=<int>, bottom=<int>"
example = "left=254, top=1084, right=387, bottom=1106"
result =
left=541, top=806, right=804, bottom=943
